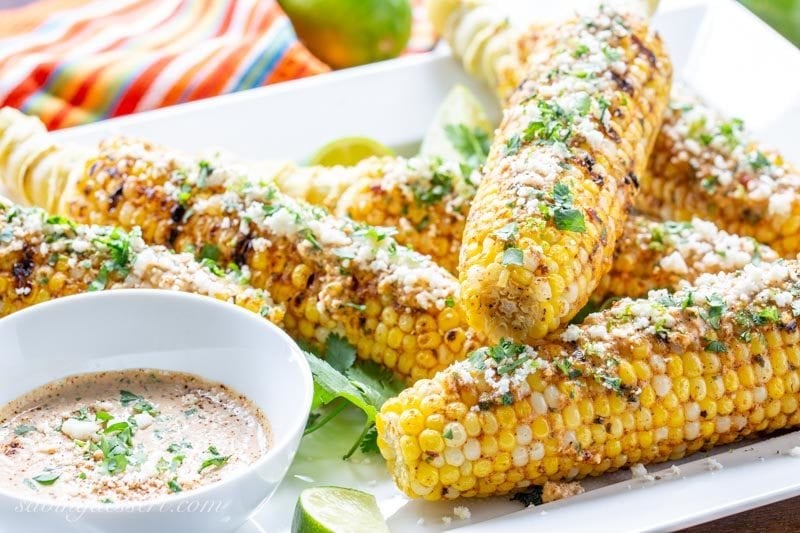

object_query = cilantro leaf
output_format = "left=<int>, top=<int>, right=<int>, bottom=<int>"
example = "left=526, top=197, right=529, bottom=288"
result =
left=550, top=182, right=586, bottom=233
left=325, top=333, right=357, bottom=374
left=502, top=247, right=524, bottom=266
left=32, top=472, right=59, bottom=485
left=346, top=361, right=404, bottom=409
left=358, top=426, right=379, bottom=455
left=14, top=424, right=36, bottom=436
left=199, top=243, right=220, bottom=262
left=444, top=123, right=491, bottom=174
left=305, top=353, right=377, bottom=418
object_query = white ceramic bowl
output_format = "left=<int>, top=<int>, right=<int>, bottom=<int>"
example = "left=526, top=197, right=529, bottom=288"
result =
left=0, top=290, right=312, bottom=533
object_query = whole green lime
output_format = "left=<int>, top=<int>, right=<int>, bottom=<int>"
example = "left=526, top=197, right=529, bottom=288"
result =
left=279, top=0, right=412, bottom=69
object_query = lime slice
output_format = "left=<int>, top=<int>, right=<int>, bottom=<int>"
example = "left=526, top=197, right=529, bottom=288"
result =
left=419, top=84, right=494, bottom=160
left=291, top=487, right=389, bottom=533
left=309, top=137, right=394, bottom=167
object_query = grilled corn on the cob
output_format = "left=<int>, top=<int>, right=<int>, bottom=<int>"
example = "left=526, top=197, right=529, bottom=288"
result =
left=595, top=216, right=779, bottom=302
left=0, top=198, right=283, bottom=322
left=458, top=8, right=672, bottom=343
left=377, top=259, right=800, bottom=499
left=0, top=119, right=481, bottom=383
left=638, top=93, right=800, bottom=257
left=266, top=154, right=773, bottom=302
left=334, top=156, right=476, bottom=275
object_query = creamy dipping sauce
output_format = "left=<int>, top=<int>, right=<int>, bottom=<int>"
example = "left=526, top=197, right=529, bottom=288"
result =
left=0, top=369, right=271, bottom=503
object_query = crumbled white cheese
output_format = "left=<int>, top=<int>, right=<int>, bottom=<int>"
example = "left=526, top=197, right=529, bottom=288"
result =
left=630, top=463, right=654, bottom=482
left=789, top=447, right=800, bottom=458
left=703, top=458, right=723, bottom=471
left=453, top=506, right=471, bottom=520
left=561, top=324, right=582, bottom=342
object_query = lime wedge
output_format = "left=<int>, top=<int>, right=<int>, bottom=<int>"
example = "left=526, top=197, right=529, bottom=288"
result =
left=291, top=487, right=389, bottom=533
left=419, top=84, right=494, bottom=161
left=309, top=137, right=394, bottom=167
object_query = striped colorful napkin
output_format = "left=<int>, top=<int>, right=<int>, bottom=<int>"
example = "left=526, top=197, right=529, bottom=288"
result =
left=0, top=0, right=436, bottom=129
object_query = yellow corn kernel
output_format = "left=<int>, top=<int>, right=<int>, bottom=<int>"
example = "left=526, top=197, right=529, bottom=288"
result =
left=399, top=409, right=425, bottom=435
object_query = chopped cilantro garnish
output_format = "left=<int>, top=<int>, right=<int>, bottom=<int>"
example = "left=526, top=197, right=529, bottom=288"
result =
left=501, top=392, right=514, bottom=406
left=88, top=265, right=109, bottom=292
left=575, top=93, right=591, bottom=116
left=444, top=123, right=491, bottom=175
left=200, top=257, right=224, bottom=277
left=602, top=45, right=621, bottom=61
left=445, top=296, right=455, bottom=308
left=505, top=134, right=522, bottom=156
left=412, top=171, right=454, bottom=206
left=595, top=373, right=623, bottom=393
left=353, top=226, right=397, bottom=242
left=167, top=478, right=182, bottom=493
left=705, top=340, right=728, bottom=353
left=555, top=358, right=583, bottom=380
left=197, top=160, right=213, bottom=187
left=14, top=424, right=36, bottom=436
left=32, top=472, right=60, bottom=485
left=199, top=243, right=220, bottom=262
left=704, top=294, right=726, bottom=329
left=757, top=306, right=780, bottom=323
left=198, top=446, right=231, bottom=473
left=523, top=100, right=572, bottom=146
left=120, top=390, right=143, bottom=406
left=502, top=247, right=524, bottom=266
left=749, top=151, right=771, bottom=171
left=597, top=96, right=611, bottom=122
left=550, top=182, right=586, bottom=233
left=573, top=44, right=590, bottom=58
left=494, top=222, right=518, bottom=242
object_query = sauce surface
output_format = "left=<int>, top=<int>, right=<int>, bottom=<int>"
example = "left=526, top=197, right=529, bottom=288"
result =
left=0, top=369, right=270, bottom=503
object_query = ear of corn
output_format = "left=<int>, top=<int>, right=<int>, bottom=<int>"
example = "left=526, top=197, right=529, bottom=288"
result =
left=458, top=8, right=672, bottom=343
left=426, top=0, right=520, bottom=100
left=333, top=156, right=476, bottom=275
left=378, top=259, right=800, bottom=499
left=595, top=215, right=779, bottom=303
left=638, top=92, right=800, bottom=257
left=0, top=198, right=283, bottom=322
left=0, top=117, right=483, bottom=383
left=269, top=162, right=360, bottom=213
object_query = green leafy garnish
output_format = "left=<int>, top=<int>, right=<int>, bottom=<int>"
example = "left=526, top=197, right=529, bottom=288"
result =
left=705, top=340, right=728, bottom=353
left=749, top=151, right=771, bottom=171
left=14, top=425, right=36, bottom=436
left=505, top=134, right=522, bottom=156
left=502, top=247, right=524, bottom=266
left=573, top=44, right=590, bottom=58
left=444, top=123, right=490, bottom=175
left=550, top=182, right=586, bottom=232
left=304, top=340, right=403, bottom=460
left=198, top=446, right=231, bottom=473
left=494, top=222, right=518, bottom=242
left=167, top=478, right=182, bottom=493
left=325, top=333, right=357, bottom=374
left=523, top=101, right=572, bottom=146
left=412, top=171, right=454, bottom=206
left=199, top=243, right=220, bottom=262
left=32, top=472, right=59, bottom=485
left=703, top=293, right=726, bottom=329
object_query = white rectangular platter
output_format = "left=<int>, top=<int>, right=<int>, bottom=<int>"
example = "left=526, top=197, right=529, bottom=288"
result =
left=49, top=0, right=800, bottom=531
